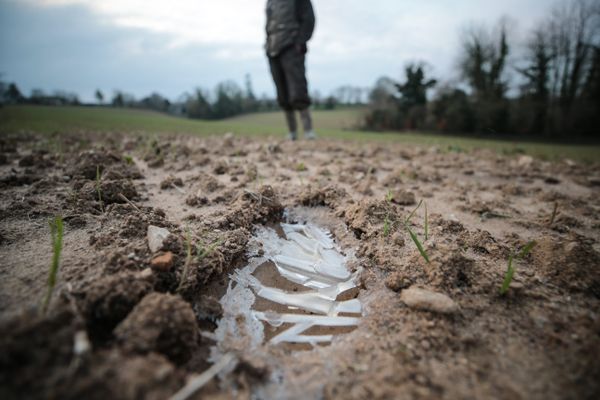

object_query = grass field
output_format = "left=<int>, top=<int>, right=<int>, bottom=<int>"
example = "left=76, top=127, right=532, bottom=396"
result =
left=1, top=105, right=599, bottom=162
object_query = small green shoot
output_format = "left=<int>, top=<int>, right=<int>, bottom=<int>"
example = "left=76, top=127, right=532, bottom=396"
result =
left=296, top=162, right=306, bottom=172
left=42, top=216, right=64, bottom=314
left=383, top=216, right=391, bottom=237
left=385, top=189, right=393, bottom=203
left=124, top=155, right=134, bottom=165
left=549, top=202, right=558, bottom=226
left=177, top=227, right=194, bottom=292
left=196, top=239, right=222, bottom=261
left=447, top=145, right=464, bottom=153
left=405, top=222, right=430, bottom=263
left=517, top=241, right=537, bottom=258
left=424, top=201, right=429, bottom=240
left=500, top=240, right=537, bottom=295
left=480, top=211, right=510, bottom=221
left=96, top=165, right=104, bottom=212
left=383, top=190, right=393, bottom=237
left=405, top=199, right=423, bottom=224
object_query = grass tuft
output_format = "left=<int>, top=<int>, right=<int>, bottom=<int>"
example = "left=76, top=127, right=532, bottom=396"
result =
left=383, top=216, right=391, bottom=237
left=386, top=189, right=393, bottom=203
left=296, top=162, right=307, bottom=172
left=177, top=226, right=194, bottom=293
left=42, top=216, right=64, bottom=314
left=500, top=240, right=537, bottom=295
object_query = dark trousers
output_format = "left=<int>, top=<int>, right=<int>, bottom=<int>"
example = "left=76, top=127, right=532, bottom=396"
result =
left=268, top=47, right=311, bottom=111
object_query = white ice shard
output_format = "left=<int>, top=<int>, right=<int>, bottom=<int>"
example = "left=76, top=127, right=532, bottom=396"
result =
left=219, top=221, right=361, bottom=345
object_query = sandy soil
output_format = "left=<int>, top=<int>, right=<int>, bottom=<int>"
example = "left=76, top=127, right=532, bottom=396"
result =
left=0, top=131, right=599, bottom=400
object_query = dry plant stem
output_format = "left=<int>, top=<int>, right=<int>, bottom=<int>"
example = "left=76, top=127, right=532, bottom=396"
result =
left=117, top=193, right=140, bottom=211
left=169, top=352, right=238, bottom=400
left=96, top=165, right=104, bottom=212
left=549, top=202, right=558, bottom=226
left=42, top=216, right=64, bottom=314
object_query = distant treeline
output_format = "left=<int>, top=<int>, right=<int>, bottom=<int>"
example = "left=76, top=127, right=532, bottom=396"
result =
left=365, top=0, right=600, bottom=138
left=0, top=73, right=366, bottom=120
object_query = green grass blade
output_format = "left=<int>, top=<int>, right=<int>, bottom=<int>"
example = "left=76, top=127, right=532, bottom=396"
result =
left=385, top=189, right=393, bottom=203
left=405, top=199, right=423, bottom=224
left=383, top=216, right=391, bottom=237
left=424, top=201, right=429, bottom=241
left=42, top=216, right=64, bottom=314
left=500, top=253, right=515, bottom=295
left=517, top=240, right=537, bottom=259
left=405, top=223, right=430, bottom=263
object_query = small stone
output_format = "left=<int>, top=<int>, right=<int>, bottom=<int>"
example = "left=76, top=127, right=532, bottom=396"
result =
left=147, top=225, right=171, bottom=253
left=136, top=268, right=154, bottom=279
left=150, top=251, right=174, bottom=272
left=509, top=281, right=524, bottom=290
left=73, top=330, right=91, bottom=355
left=400, top=287, right=459, bottom=314
left=223, top=132, right=235, bottom=146
left=390, top=189, right=416, bottom=206
left=517, top=155, right=534, bottom=167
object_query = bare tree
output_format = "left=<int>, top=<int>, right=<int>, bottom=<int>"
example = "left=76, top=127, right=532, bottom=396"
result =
left=459, top=18, right=512, bottom=100
left=547, top=0, right=600, bottom=111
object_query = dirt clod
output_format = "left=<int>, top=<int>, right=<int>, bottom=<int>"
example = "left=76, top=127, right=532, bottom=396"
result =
left=78, top=272, right=154, bottom=343
left=115, top=293, right=198, bottom=364
left=390, top=189, right=416, bottom=205
left=150, top=251, right=174, bottom=272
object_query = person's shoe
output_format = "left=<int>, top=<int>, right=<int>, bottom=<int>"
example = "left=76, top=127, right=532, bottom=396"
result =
left=288, top=132, right=298, bottom=141
left=304, top=130, right=317, bottom=140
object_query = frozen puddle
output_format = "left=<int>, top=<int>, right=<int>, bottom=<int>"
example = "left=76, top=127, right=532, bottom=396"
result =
left=170, top=221, right=363, bottom=400
left=215, top=221, right=361, bottom=349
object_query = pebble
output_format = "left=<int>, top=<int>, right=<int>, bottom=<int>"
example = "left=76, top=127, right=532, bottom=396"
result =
left=150, top=251, right=174, bottom=272
left=400, top=287, right=459, bottom=314
left=517, top=155, right=534, bottom=167
left=147, top=225, right=171, bottom=253
left=391, top=189, right=416, bottom=206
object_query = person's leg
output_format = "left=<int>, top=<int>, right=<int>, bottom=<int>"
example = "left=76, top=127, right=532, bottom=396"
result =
left=280, top=48, right=315, bottom=138
left=285, top=110, right=298, bottom=136
left=299, top=109, right=316, bottom=139
left=269, top=55, right=297, bottom=139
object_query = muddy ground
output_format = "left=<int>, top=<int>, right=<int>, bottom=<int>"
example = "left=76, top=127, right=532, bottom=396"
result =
left=0, top=131, right=599, bottom=400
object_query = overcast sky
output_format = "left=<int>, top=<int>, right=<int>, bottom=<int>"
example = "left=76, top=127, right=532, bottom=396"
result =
left=0, top=0, right=555, bottom=102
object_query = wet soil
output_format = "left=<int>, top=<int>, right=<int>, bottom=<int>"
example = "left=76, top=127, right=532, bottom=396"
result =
left=0, top=131, right=599, bottom=399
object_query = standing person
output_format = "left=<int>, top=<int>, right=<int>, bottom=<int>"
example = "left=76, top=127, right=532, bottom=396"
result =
left=266, top=0, right=316, bottom=141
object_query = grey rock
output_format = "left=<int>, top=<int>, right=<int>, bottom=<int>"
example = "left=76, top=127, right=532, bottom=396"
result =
left=400, top=287, right=459, bottom=314
left=147, top=225, right=171, bottom=253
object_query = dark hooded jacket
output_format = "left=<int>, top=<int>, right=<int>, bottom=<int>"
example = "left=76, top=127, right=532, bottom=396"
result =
left=266, top=0, right=315, bottom=57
